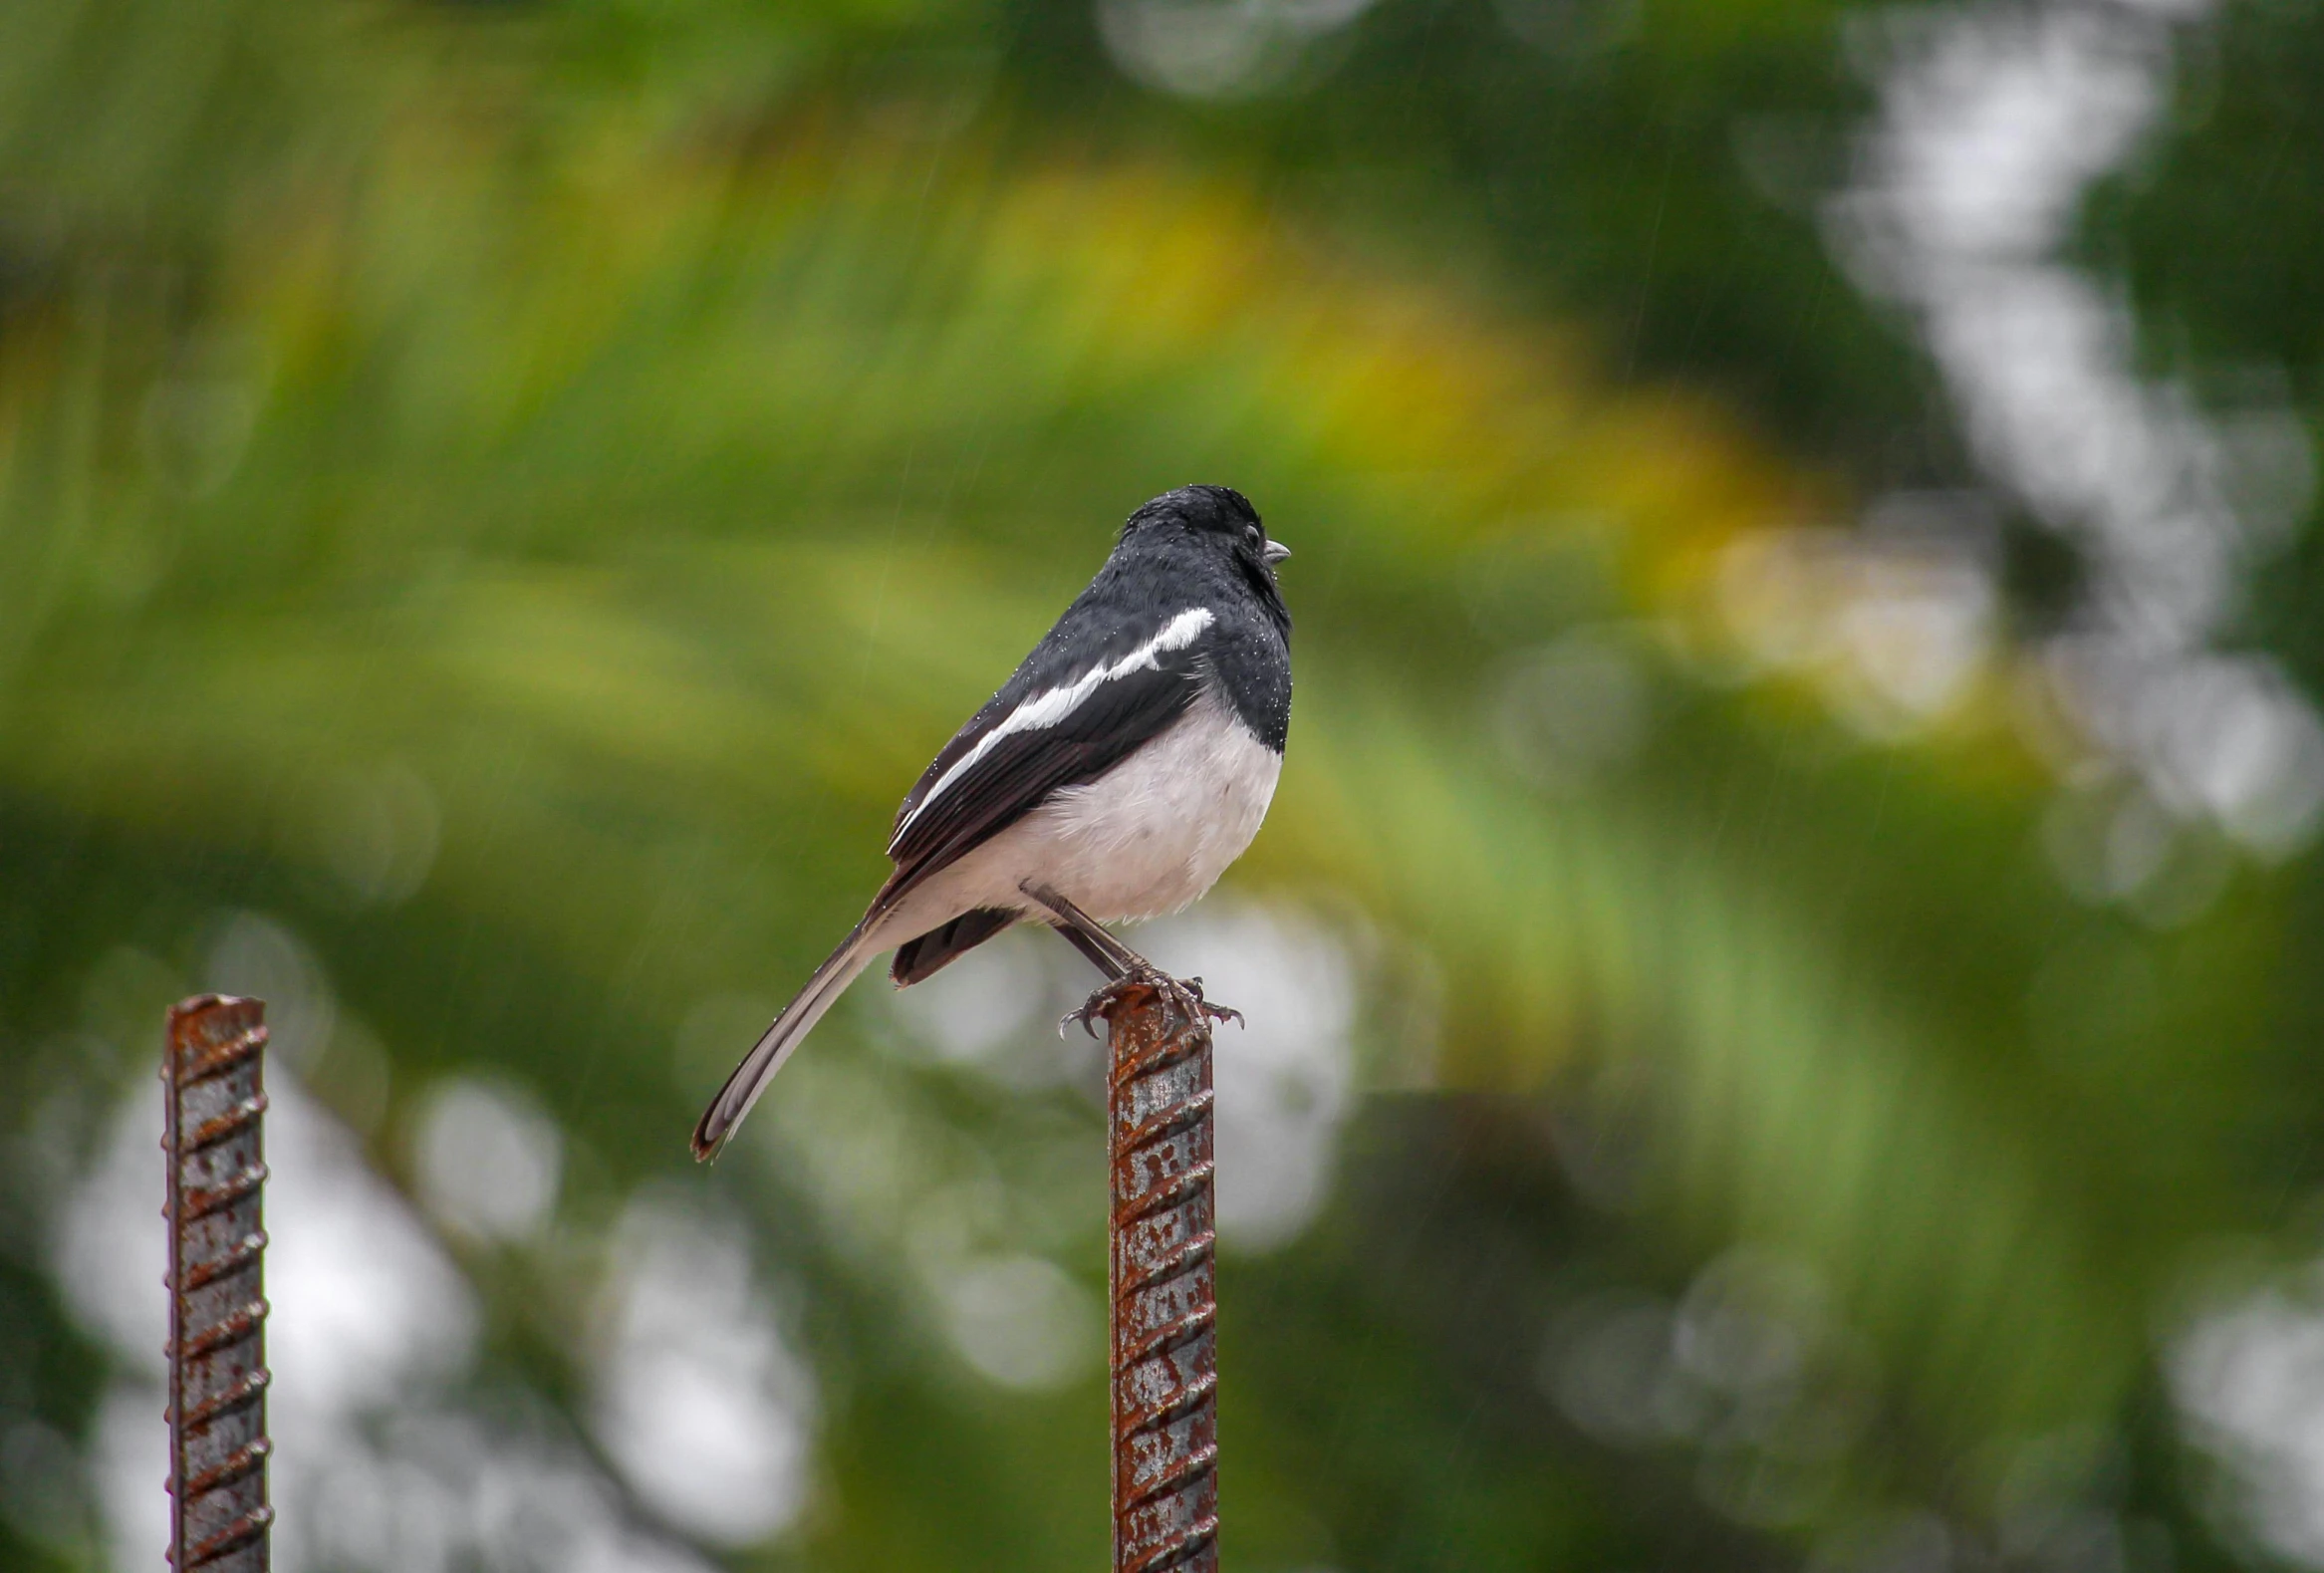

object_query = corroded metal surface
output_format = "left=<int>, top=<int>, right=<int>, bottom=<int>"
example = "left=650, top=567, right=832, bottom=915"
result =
left=1102, top=981, right=1219, bottom=1573
left=164, top=995, right=273, bottom=1573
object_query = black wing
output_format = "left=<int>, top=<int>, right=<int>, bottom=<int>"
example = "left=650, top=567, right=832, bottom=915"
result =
left=878, top=614, right=1209, bottom=907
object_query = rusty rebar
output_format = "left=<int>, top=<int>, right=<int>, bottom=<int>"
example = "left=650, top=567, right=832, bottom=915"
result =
left=163, top=994, right=273, bottom=1573
left=1101, top=980, right=1219, bottom=1573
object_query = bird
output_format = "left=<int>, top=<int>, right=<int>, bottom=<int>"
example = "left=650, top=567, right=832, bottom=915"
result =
left=691, top=483, right=1293, bottom=1161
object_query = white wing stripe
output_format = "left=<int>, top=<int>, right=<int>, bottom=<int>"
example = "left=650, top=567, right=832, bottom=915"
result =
left=891, top=606, right=1214, bottom=851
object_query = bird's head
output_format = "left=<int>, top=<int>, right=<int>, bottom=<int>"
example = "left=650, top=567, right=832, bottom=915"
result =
left=1125, top=483, right=1291, bottom=583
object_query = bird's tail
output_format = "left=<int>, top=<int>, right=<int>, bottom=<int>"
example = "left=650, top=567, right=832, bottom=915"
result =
left=691, top=920, right=880, bottom=1162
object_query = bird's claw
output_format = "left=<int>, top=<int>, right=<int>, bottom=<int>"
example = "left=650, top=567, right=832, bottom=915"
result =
left=1059, top=992, right=1112, bottom=1039
left=1060, top=971, right=1149, bottom=1038
left=1058, top=965, right=1243, bottom=1038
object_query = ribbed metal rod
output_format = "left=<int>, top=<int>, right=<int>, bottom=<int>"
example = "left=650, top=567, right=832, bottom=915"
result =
left=164, top=994, right=273, bottom=1573
left=1102, top=980, right=1219, bottom=1573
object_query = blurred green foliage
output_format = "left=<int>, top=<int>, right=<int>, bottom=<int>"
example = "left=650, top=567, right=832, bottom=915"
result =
left=3, top=0, right=2322, bottom=1570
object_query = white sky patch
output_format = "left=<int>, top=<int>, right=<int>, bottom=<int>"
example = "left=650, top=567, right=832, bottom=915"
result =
left=2172, top=1272, right=2324, bottom=1567
left=204, top=912, right=336, bottom=1073
left=411, top=1075, right=564, bottom=1244
left=936, top=1254, right=1103, bottom=1391
left=591, top=1191, right=817, bottom=1547
left=1141, top=904, right=1357, bottom=1252
left=1098, top=0, right=1378, bottom=101
left=891, top=606, right=1215, bottom=850
left=888, top=925, right=1051, bottom=1068
left=1716, top=500, right=1999, bottom=739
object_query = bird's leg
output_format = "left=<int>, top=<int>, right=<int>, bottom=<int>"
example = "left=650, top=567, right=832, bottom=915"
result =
left=1019, top=882, right=1243, bottom=1036
left=1048, top=918, right=1130, bottom=983
left=1021, top=882, right=1143, bottom=975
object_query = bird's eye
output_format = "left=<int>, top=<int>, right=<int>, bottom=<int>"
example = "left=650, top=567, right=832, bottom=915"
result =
left=1245, top=525, right=1263, bottom=548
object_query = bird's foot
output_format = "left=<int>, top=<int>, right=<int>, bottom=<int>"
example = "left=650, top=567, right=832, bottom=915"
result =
left=1059, top=964, right=1242, bottom=1037
left=1182, top=976, right=1243, bottom=1030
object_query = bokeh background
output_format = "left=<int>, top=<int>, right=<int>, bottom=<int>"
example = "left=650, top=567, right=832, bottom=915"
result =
left=4, top=0, right=2324, bottom=1569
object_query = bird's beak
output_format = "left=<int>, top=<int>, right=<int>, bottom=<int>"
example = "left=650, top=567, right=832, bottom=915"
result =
left=1262, top=538, right=1291, bottom=566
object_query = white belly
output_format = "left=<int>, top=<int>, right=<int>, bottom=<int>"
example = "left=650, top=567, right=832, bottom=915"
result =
left=880, top=695, right=1283, bottom=939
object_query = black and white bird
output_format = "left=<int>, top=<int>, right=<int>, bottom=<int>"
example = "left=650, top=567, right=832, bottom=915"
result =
left=691, top=484, right=1293, bottom=1160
